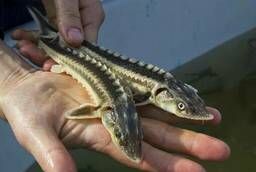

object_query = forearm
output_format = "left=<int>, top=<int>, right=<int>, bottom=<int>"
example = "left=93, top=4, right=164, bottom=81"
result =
left=0, top=40, right=34, bottom=118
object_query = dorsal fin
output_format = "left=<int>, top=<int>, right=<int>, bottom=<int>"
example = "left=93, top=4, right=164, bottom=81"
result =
left=27, top=6, right=57, bottom=36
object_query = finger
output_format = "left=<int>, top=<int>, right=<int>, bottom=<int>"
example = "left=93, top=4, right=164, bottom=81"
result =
left=142, top=118, right=230, bottom=161
left=206, top=107, right=222, bottom=125
left=42, top=0, right=58, bottom=27
left=78, top=123, right=205, bottom=172
left=43, top=59, right=57, bottom=71
left=12, top=29, right=39, bottom=43
left=12, top=126, right=76, bottom=172
left=140, top=143, right=205, bottom=172
left=18, top=40, right=49, bottom=66
left=101, top=141, right=205, bottom=172
left=55, top=0, right=84, bottom=46
left=15, top=40, right=31, bottom=49
left=80, top=0, right=105, bottom=43
left=137, top=105, right=221, bottom=125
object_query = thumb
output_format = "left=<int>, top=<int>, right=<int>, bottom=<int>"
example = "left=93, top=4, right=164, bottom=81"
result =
left=55, top=0, right=84, bottom=47
left=15, top=127, right=76, bottom=172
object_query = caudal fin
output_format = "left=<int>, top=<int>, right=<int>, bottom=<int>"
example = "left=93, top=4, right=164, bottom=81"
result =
left=27, top=6, right=57, bottom=36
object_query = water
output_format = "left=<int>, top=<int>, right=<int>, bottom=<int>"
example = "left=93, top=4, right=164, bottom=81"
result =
left=26, top=28, right=256, bottom=172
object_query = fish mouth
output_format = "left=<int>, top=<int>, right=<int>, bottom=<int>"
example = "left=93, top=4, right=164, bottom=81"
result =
left=169, top=111, right=214, bottom=121
left=182, top=113, right=214, bottom=121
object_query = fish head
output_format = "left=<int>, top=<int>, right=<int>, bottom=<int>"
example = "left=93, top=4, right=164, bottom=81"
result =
left=154, top=81, right=213, bottom=121
left=101, top=98, right=142, bottom=163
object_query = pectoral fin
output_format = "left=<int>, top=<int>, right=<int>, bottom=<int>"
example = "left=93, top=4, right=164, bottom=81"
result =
left=65, top=103, right=100, bottom=119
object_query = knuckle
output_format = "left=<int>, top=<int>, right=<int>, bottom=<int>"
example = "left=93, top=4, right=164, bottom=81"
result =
left=160, top=123, right=172, bottom=146
left=59, top=10, right=81, bottom=21
left=189, top=133, right=202, bottom=154
left=87, top=0, right=106, bottom=24
left=63, top=12, right=80, bottom=20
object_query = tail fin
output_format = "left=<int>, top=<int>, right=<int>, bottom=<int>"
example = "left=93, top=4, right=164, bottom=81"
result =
left=27, top=6, right=57, bottom=36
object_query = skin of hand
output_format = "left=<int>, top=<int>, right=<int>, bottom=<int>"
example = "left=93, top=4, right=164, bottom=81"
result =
left=1, top=29, right=230, bottom=172
left=42, top=0, right=105, bottom=46
left=20, top=0, right=104, bottom=71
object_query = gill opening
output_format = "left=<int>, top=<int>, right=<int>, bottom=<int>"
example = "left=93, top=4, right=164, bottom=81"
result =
left=154, top=87, right=168, bottom=96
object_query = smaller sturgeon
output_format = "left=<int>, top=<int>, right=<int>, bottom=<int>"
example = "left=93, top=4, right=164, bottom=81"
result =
left=80, top=42, right=213, bottom=121
left=28, top=7, right=142, bottom=162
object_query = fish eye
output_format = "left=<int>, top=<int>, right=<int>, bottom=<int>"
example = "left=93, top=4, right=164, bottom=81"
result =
left=178, top=102, right=185, bottom=111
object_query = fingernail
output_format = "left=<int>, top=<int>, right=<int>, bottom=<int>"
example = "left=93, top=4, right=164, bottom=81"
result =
left=67, top=28, right=83, bottom=44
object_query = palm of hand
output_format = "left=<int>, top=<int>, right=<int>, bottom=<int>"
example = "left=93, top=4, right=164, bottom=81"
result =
left=2, top=70, right=109, bottom=146
left=1, top=69, right=230, bottom=172
left=1, top=71, right=114, bottom=170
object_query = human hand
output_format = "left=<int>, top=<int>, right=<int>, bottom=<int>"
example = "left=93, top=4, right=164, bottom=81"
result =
left=41, top=0, right=105, bottom=46
left=3, top=30, right=230, bottom=172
